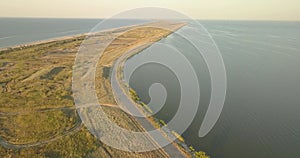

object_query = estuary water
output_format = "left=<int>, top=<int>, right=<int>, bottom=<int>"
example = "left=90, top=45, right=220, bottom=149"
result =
left=125, top=21, right=300, bottom=158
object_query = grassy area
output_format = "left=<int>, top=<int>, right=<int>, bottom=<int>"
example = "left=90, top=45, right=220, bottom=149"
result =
left=0, top=36, right=103, bottom=158
left=0, top=22, right=197, bottom=157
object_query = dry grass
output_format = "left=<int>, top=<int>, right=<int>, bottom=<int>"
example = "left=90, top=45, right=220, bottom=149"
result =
left=0, top=21, right=189, bottom=157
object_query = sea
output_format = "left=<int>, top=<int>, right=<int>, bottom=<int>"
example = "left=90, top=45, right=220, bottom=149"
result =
left=1, top=18, right=300, bottom=158
left=125, top=20, right=300, bottom=158
left=0, top=18, right=147, bottom=48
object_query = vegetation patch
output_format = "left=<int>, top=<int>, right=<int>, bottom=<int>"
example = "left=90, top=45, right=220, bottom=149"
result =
left=102, top=66, right=111, bottom=79
left=40, top=67, right=65, bottom=80
left=129, top=88, right=141, bottom=102
left=0, top=22, right=199, bottom=157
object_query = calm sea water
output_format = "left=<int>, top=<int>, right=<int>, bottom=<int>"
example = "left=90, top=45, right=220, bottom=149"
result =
left=125, top=21, right=300, bottom=158
left=0, top=18, right=147, bottom=48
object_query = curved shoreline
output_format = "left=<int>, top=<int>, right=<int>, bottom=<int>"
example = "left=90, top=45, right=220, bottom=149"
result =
left=0, top=21, right=194, bottom=157
left=112, top=26, right=211, bottom=158
left=110, top=27, right=193, bottom=157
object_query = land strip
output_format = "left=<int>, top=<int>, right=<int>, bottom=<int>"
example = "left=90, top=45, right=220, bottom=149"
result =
left=0, top=21, right=191, bottom=157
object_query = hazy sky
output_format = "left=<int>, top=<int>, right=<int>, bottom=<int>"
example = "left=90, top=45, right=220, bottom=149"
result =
left=0, top=0, right=299, bottom=20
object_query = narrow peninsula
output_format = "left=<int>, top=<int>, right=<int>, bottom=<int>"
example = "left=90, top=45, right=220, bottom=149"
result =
left=0, top=21, right=208, bottom=158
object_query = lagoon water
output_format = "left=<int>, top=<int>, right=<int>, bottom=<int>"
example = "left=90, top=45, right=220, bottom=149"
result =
left=125, top=21, right=300, bottom=158
left=1, top=18, right=300, bottom=158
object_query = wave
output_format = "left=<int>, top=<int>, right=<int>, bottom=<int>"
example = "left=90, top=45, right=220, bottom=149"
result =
left=268, top=35, right=281, bottom=39
left=0, top=36, right=15, bottom=40
left=55, top=30, right=81, bottom=35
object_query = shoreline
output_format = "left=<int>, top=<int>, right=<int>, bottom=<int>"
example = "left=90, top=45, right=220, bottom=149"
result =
left=0, top=20, right=154, bottom=52
left=83, top=20, right=193, bottom=157
left=0, top=33, right=87, bottom=52
left=0, top=21, right=198, bottom=157
left=110, top=23, right=196, bottom=157
left=115, top=45, right=192, bottom=157
left=113, top=25, right=210, bottom=158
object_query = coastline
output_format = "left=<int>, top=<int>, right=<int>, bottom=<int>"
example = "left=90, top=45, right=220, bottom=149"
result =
left=112, top=39, right=193, bottom=157
left=0, top=20, right=154, bottom=53
left=86, top=21, right=192, bottom=157
left=112, top=25, right=210, bottom=158
left=0, top=21, right=199, bottom=157
left=0, top=33, right=87, bottom=53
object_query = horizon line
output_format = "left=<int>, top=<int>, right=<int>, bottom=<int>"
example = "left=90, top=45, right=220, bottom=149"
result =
left=0, top=16, right=299, bottom=22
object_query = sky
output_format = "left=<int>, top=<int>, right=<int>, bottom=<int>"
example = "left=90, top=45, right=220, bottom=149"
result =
left=0, top=0, right=299, bottom=21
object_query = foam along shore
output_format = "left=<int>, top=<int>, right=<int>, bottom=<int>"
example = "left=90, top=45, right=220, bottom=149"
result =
left=0, top=21, right=195, bottom=157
